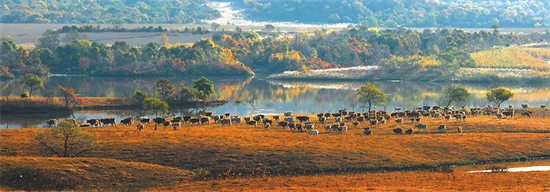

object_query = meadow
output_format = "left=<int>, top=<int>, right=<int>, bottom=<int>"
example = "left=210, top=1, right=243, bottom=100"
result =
left=1, top=112, right=549, bottom=190
left=471, top=47, right=550, bottom=70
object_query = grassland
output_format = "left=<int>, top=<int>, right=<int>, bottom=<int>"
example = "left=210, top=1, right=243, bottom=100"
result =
left=162, top=160, right=550, bottom=192
left=0, top=112, right=549, bottom=190
left=471, top=47, right=550, bottom=70
left=0, top=156, right=193, bottom=191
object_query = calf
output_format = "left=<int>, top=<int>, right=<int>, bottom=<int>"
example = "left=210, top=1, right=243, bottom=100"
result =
left=521, top=111, right=533, bottom=118
left=405, top=128, right=414, bottom=135
left=136, top=123, right=144, bottom=132
left=278, top=121, right=288, bottom=129
left=309, top=129, right=320, bottom=135
left=363, top=128, right=372, bottom=135
left=200, top=117, right=210, bottom=125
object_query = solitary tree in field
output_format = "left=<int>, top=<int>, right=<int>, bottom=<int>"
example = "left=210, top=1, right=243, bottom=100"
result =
left=443, top=86, right=470, bottom=108
left=193, top=77, right=215, bottom=100
left=142, top=97, right=168, bottom=117
left=21, top=74, right=43, bottom=97
left=34, top=119, right=99, bottom=157
left=357, top=82, right=386, bottom=112
left=486, top=87, right=514, bottom=108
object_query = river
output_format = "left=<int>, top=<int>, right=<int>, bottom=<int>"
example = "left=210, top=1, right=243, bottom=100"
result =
left=1, top=75, right=550, bottom=128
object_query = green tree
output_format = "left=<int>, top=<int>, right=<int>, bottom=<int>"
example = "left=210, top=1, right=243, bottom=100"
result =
left=179, top=83, right=197, bottom=101
left=193, top=77, right=215, bottom=100
left=34, top=119, right=99, bottom=157
left=142, top=97, right=168, bottom=117
left=20, top=74, right=43, bottom=97
left=486, top=87, right=514, bottom=108
left=357, top=82, right=386, bottom=112
left=156, top=79, right=176, bottom=101
left=443, top=86, right=470, bottom=108
left=37, top=30, right=60, bottom=50
left=133, top=90, right=148, bottom=104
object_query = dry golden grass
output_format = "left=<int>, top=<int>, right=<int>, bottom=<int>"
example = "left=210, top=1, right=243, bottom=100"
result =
left=161, top=161, right=550, bottom=192
left=0, top=97, right=133, bottom=111
left=471, top=47, right=550, bottom=70
left=1, top=115, right=549, bottom=181
left=0, top=156, right=193, bottom=191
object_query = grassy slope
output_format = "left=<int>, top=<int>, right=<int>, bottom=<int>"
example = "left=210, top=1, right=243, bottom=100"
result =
left=0, top=156, right=193, bottom=191
left=1, top=115, right=549, bottom=180
left=471, top=47, right=550, bottom=70
left=162, top=161, right=550, bottom=192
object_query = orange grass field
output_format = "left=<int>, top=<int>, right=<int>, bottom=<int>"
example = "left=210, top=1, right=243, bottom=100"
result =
left=0, top=114, right=549, bottom=190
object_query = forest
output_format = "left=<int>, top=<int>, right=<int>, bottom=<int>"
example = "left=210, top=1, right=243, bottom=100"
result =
left=2, top=0, right=549, bottom=28
left=0, top=0, right=219, bottom=24
left=235, top=0, right=550, bottom=28
left=1, top=27, right=550, bottom=80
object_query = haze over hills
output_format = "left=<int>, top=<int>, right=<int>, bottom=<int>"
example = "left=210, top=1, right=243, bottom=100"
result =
left=1, top=0, right=549, bottom=28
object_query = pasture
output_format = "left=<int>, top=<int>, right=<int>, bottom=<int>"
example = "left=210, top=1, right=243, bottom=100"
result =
left=1, top=108, right=549, bottom=190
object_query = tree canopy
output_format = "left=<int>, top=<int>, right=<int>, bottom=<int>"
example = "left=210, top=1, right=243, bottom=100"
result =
left=357, top=82, right=386, bottom=111
left=20, top=74, right=43, bottom=97
left=486, top=87, right=514, bottom=108
left=443, top=86, right=470, bottom=108
left=1, top=0, right=219, bottom=24
left=193, top=77, right=215, bottom=100
left=142, top=97, right=169, bottom=117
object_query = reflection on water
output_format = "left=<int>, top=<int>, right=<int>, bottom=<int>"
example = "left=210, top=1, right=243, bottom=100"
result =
left=2, top=76, right=550, bottom=128
left=468, top=166, right=550, bottom=173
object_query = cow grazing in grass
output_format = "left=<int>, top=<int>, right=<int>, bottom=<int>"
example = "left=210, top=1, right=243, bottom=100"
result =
left=220, top=119, right=232, bottom=127
left=120, top=117, right=134, bottom=126
left=136, top=123, right=144, bottom=132
left=438, top=124, right=447, bottom=133
left=395, top=118, right=403, bottom=125
left=521, top=111, right=533, bottom=118
left=171, top=122, right=180, bottom=130
left=309, top=129, right=320, bottom=135
left=278, top=121, right=288, bottom=129
left=87, top=119, right=100, bottom=127
left=405, top=128, right=413, bottom=135
left=393, top=128, right=403, bottom=134
left=296, top=116, right=310, bottom=123
left=200, top=117, right=210, bottom=125
left=101, top=118, right=116, bottom=127
left=363, top=128, right=372, bottom=135
left=415, top=124, right=428, bottom=131
left=246, top=120, right=257, bottom=128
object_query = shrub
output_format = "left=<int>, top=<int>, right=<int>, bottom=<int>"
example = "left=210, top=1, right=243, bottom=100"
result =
left=20, top=91, right=29, bottom=98
left=34, top=119, right=99, bottom=157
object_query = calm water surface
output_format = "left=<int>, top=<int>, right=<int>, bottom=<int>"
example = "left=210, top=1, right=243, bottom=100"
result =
left=2, top=75, right=550, bottom=128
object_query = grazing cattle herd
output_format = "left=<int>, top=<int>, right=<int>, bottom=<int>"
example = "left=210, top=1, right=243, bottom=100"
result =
left=45, top=105, right=542, bottom=135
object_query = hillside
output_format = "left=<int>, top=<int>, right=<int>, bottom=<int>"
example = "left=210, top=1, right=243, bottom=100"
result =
left=471, top=47, right=550, bottom=70
left=234, top=0, right=550, bottom=28
left=0, top=156, right=194, bottom=191
left=162, top=161, right=550, bottom=191
left=0, top=0, right=219, bottom=24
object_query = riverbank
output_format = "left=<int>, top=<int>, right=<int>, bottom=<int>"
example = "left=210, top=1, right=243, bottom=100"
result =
left=0, top=97, right=228, bottom=115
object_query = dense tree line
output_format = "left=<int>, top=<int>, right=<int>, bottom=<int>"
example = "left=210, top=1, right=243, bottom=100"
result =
left=1, top=0, right=219, bottom=24
left=1, top=27, right=549, bottom=79
left=235, top=0, right=550, bottom=28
